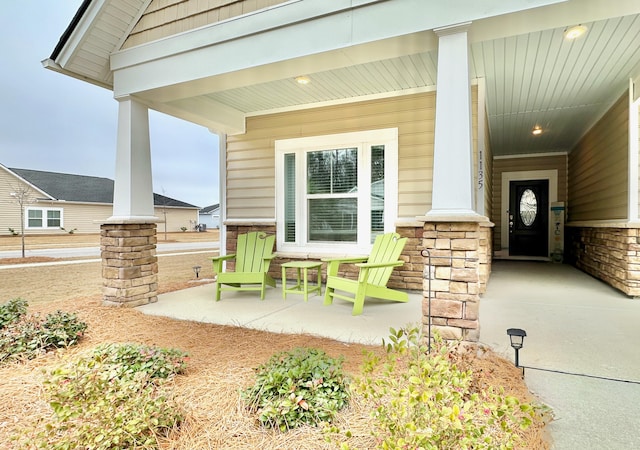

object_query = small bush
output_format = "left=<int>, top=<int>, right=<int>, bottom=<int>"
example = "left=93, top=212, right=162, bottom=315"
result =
left=339, top=326, right=538, bottom=449
left=0, top=298, right=28, bottom=329
left=243, top=347, right=350, bottom=431
left=0, top=303, right=87, bottom=364
left=23, top=343, right=188, bottom=449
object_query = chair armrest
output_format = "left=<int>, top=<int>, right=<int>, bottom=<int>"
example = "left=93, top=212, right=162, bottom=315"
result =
left=210, top=254, right=236, bottom=262
left=355, top=260, right=404, bottom=269
left=210, top=254, right=236, bottom=274
left=263, top=253, right=277, bottom=261
left=322, top=256, right=368, bottom=277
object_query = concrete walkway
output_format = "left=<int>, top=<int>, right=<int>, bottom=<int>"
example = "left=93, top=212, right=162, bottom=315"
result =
left=138, top=260, right=640, bottom=449
left=480, top=261, right=640, bottom=449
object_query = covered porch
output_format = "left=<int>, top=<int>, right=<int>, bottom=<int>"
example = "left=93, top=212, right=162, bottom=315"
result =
left=138, top=259, right=640, bottom=449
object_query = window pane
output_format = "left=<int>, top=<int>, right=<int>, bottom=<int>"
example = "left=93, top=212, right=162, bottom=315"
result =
left=28, top=209, right=42, bottom=227
left=307, top=148, right=357, bottom=194
left=519, top=189, right=537, bottom=226
left=284, top=154, right=296, bottom=242
left=371, top=145, right=385, bottom=242
left=308, top=198, right=357, bottom=242
left=47, top=210, right=61, bottom=228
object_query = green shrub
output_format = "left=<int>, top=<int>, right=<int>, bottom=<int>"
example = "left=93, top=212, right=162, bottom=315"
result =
left=0, top=308, right=87, bottom=363
left=339, top=327, right=537, bottom=450
left=243, top=347, right=350, bottom=431
left=0, top=298, right=28, bottom=329
left=24, top=343, right=188, bottom=449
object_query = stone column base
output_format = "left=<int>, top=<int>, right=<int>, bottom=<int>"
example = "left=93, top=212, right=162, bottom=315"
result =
left=421, top=218, right=493, bottom=342
left=101, top=223, right=158, bottom=307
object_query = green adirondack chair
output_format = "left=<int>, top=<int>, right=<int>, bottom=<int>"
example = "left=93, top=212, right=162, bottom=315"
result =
left=210, top=231, right=276, bottom=301
left=323, top=232, right=408, bottom=315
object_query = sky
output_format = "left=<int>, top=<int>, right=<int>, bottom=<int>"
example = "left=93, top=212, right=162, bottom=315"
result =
left=0, top=1, right=220, bottom=209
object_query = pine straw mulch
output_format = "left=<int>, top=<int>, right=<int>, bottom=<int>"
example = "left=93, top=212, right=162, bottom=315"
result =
left=0, top=293, right=551, bottom=449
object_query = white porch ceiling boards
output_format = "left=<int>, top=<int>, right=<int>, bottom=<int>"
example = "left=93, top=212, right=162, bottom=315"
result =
left=45, top=0, right=640, bottom=157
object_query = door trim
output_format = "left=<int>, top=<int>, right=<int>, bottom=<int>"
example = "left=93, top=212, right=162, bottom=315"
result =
left=501, top=170, right=558, bottom=252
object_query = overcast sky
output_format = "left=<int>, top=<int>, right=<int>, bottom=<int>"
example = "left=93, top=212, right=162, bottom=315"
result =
left=0, top=1, right=220, bottom=209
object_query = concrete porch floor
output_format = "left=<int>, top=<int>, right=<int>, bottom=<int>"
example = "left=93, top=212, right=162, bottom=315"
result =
left=138, top=261, right=640, bottom=449
left=138, top=282, right=424, bottom=345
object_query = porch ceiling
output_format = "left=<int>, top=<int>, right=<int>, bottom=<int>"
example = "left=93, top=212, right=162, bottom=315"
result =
left=46, top=0, right=640, bottom=157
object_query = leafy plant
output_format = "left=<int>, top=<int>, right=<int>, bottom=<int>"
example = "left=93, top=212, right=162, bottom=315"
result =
left=243, top=347, right=350, bottom=431
left=0, top=298, right=28, bottom=329
left=21, top=343, right=188, bottom=449
left=0, top=303, right=87, bottom=363
left=336, top=326, right=538, bottom=450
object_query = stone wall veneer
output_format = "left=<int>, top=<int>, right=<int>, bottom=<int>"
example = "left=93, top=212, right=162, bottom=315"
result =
left=422, top=220, right=493, bottom=342
left=567, top=225, right=640, bottom=297
left=101, top=223, right=158, bottom=307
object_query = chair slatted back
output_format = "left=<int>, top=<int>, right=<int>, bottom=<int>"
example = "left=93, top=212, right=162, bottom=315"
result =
left=236, top=232, right=275, bottom=273
left=366, top=232, right=407, bottom=286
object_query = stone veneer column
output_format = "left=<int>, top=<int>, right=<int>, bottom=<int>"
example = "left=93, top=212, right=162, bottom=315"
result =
left=422, top=220, right=492, bottom=342
left=101, top=223, right=158, bottom=307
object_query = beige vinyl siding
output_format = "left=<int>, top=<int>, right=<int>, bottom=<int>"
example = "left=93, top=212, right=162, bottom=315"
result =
left=0, top=169, right=32, bottom=235
left=638, top=105, right=640, bottom=215
left=226, top=89, right=480, bottom=221
left=123, top=0, right=288, bottom=49
left=568, top=92, right=629, bottom=222
left=226, top=92, right=435, bottom=220
left=491, top=154, right=568, bottom=252
left=154, top=207, right=200, bottom=232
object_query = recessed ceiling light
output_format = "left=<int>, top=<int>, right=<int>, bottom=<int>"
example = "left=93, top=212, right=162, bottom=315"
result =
left=295, top=75, right=310, bottom=85
left=564, top=25, right=588, bottom=40
left=532, top=126, right=543, bottom=136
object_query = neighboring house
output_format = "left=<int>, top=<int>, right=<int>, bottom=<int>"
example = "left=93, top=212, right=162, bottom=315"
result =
left=44, top=0, right=640, bottom=340
left=0, top=164, right=198, bottom=234
left=199, top=204, right=220, bottom=229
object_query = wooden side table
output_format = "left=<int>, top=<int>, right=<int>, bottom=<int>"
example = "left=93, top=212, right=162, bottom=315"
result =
left=281, top=261, right=323, bottom=301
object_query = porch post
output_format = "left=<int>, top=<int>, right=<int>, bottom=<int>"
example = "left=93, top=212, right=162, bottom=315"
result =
left=101, top=95, right=158, bottom=307
left=110, top=96, right=156, bottom=222
left=428, top=22, right=476, bottom=217
left=420, top=23, right=493, bottom=343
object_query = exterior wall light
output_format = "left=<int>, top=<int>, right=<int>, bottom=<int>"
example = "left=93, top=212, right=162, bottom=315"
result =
left=507, top=328, right=526, bottom=368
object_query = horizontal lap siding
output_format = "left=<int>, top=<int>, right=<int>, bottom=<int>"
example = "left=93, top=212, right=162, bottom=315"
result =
left=492, top=154, right=568, bottom=251
left=124, top=0, right=288, bottom=48
left=569, top=92, right=629, bottom=222
left=226, top=92, right=443, bottom=221
left=483, top=114, right=493, bottom=217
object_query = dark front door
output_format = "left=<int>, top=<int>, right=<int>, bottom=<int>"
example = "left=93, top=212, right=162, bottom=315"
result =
left=509, top=180, right=548, bottom=257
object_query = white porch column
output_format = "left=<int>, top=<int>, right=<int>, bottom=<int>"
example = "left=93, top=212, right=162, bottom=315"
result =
left=427, top=23, right=478, bottom=217
left=109, top=96, right=157, bottom=221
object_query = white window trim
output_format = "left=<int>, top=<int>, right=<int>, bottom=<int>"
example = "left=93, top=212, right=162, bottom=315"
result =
left=26, top=207, right=64, bottom=230
left=275, top=128, right=398, bottom=255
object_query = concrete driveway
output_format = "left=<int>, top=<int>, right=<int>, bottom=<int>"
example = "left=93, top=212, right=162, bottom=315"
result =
left=479, top=261, right=640, bottom=449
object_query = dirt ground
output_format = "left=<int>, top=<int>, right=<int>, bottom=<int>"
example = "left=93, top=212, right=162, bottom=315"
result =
left=0, top=231, right=550, bottom=449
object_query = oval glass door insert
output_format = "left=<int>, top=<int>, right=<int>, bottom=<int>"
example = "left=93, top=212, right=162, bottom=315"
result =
left=519, top=188, right=537, bottom=226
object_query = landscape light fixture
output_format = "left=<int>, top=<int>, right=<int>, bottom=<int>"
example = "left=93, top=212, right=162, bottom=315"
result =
left=192, top=265, right=202, bottom=279
left=506, top=328, right=527, bottom=368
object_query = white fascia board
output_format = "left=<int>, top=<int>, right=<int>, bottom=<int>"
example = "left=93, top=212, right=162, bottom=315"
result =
left=110, top=0, right=565, bottom=98
left=55, top=0, right=109, bottom=68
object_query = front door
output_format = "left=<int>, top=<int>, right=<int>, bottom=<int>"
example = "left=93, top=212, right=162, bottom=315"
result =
left=509, top=180, right=548, bottom=257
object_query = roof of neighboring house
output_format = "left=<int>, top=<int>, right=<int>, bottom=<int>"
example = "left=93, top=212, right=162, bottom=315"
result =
left=199, top=204, right=220, bottom=214
left=9, top=167, right=197, bottom=208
